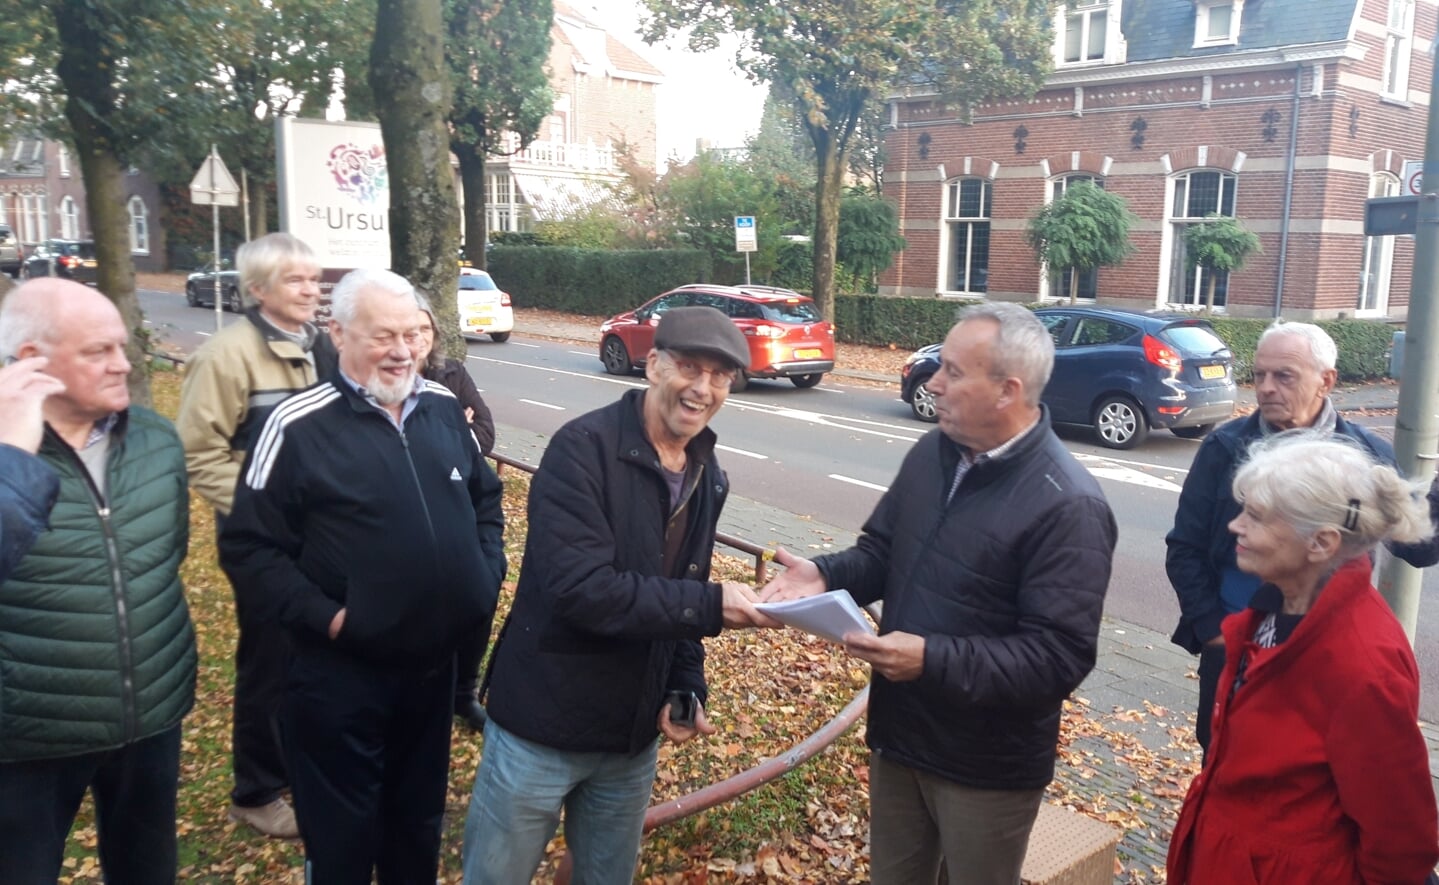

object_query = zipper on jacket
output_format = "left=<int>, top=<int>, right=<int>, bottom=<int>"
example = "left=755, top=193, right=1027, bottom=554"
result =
left=397, top=431, right=440, bottom=555
left=49, top=430, right=139, bottom=741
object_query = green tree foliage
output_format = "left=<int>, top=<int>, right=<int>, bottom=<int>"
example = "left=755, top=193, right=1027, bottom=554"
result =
left=650, top=151, right=783, bottom=284
left=1184, top=214, right=1262, bottom=310
left=837, top=190, right=906, bottom=293
left=371, top=0, right=464, bottom=357
left=641, top=0, right=1054, bottom=321
left=1025, top=182, right=1138, bottom=305
left=445, top=0, right=553, bottom=267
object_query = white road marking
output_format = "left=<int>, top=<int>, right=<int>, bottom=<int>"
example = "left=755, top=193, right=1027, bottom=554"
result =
left=519, top=399, right=565, bottom=411
left=829, top=474, right=889, bottom=492
left=511, top=341, right=540, bottom=348
left=196, top=331, right=211, bottom=337
left=1075, top=453, right=1186, bottom=493
left=716, top=444, right=767, bottom=460
left=568, top=350, right=593, bottom=357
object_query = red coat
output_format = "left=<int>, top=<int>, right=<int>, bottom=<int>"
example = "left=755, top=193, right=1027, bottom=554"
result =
left=1167, top=557, right=1438, bottom=885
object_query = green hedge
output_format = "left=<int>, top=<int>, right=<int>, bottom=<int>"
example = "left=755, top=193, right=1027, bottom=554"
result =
left=487, top=246, right=711, bottom=316
left=833, top=294, right=982, bottom=350
left=1207, top=317, right=1394, bottom=383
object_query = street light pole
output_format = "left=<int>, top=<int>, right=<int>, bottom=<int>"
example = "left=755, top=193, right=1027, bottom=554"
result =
left=1377, top=42, right=1439, bottom=644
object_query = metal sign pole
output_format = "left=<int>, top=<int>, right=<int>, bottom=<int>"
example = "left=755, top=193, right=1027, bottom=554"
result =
left=212, top=146, right=223, bottom=332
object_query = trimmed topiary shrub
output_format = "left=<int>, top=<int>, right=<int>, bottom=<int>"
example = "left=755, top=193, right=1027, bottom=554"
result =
left=487, top=247, right=712, bottom=315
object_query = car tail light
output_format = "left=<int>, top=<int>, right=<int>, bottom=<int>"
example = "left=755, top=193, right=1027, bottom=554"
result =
left=1142, top=335, right=1182, bottom=373
left=500, top=292, right=511, bottom=307
left=59, top=255, right=79, bottom=269
left=744, top=324, right=784, bottom=338
left=1158, top=406, right=1185, bottom=415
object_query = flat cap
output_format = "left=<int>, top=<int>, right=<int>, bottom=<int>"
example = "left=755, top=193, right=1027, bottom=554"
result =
left=654, top=306, right=750, bottom=370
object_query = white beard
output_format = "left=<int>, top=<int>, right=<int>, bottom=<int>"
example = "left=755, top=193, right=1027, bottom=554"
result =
left=367, top=366, right=416, bottom=405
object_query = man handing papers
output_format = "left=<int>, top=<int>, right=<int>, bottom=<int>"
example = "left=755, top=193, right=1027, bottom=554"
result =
left=754, top=590, right=874, bottom=644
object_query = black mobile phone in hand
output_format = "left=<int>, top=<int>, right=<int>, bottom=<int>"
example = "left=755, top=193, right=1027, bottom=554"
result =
left=665, top=690, right=697, bottom=728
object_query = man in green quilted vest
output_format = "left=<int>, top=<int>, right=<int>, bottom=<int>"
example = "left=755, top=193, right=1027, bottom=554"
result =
left=0, top=279, right=198, bottom=885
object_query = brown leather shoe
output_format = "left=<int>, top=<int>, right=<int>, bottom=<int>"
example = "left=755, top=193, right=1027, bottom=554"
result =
left=228, top=797, right=300, bottom=839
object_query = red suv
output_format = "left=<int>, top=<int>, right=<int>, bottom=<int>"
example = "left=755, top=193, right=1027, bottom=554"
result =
left=599, top=284, right=835, bottom=390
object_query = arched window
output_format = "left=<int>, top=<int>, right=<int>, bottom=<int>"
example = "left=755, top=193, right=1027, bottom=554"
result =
left=1049, top=174, right=1105, bottom=301
left=1359, top=172, right=1400, bottom=315
left=59, top=196, right=78, bottom=239
left=128, top=196, right=149, bottom=255
left=1167, top=170, right=1237, bottom=307
left=943, top=178, right=991, bottom=294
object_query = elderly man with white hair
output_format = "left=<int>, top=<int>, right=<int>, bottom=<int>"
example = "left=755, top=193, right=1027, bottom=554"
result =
left=0, top=279, right=197, bottom=884
left=220, top=268, right=506, bottom=885
left=1166, top=320, right=1439, bottom=760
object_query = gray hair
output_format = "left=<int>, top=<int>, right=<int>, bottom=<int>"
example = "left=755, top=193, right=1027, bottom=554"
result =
left=236, top=232, right=319, bottom=305
left=1258, top=321, right=1337, bottom=372
left=329, top=268, right=419, bottom=326
left=1234, top=431, right=1432, bottom=559
left=957, top=302, right=1055, bottom=407
left=0, top=281, right=58, bottom=356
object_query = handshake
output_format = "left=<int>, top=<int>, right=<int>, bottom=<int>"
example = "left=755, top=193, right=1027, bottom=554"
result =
left=721, top=547, right=924, bottom=684
left=719, top=547, right=825, bottom=630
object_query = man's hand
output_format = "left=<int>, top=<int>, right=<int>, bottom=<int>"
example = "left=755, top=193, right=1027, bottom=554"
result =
left=328, top=608, right=346, bottom=640
left=464, top=406, right=475, bottom=423
left=758, top=547, right=826, bottom=602
left=1204, top=636, right=1225, bottom=647
left=845, top=630, right=925, bottom=682
left=657, top=699, right=716, bottom=744
left=722, top=582, right=781, bottom=629
left=0, top=357, right=65, bottom=454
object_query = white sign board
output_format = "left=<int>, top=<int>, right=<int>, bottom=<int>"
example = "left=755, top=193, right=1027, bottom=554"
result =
left=734, top=215, right=757, bottom=253
left=1404, top=160, right=1425, bottom=197
left=190, top=147, right=240, bottom=207
left=276, top=117, right=390, bottom=269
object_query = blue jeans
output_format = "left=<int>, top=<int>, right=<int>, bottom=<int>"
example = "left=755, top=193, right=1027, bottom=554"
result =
left=0, top=725, right=182, bottom=885
left=462, top=720, right=659, bottom=885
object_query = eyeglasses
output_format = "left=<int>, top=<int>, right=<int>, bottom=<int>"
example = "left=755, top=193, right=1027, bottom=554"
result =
left=664, top=351, right=739, bottom=389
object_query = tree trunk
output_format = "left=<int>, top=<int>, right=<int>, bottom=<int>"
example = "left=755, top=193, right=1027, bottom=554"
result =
left=370, top=0, right=462, bottom=358
left=456, top=142, right=489, bottom=270
left=1205, top=270, right=1216, bottom=311
left=250, top=183, right=269, bottom=239
left=51, top=0, right=149, bottom=406
left=1068, top=266, right=1079, bottom=306
left=810, top=128, right=844, bottom=322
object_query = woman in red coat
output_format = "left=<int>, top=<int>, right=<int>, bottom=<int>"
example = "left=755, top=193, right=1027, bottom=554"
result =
left=1167, top=432, right=1439, bottom=885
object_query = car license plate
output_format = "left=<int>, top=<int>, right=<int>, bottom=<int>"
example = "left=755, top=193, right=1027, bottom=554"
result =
left=795, top=348, right=823, bottom=359
left=466, top=317, right=492, bottom=328
left=1199, top=364, right=1225, bottom=380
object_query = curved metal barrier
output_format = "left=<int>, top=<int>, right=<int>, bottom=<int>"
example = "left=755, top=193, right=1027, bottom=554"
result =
left=489, top=452, right=872, bottom=884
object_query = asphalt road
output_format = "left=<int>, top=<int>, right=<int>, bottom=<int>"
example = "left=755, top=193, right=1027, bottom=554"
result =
left=139, top=288, right=1439, bottom=719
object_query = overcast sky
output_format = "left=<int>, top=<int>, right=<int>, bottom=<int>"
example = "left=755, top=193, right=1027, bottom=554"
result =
left=579, top=0, right=767, bottom=164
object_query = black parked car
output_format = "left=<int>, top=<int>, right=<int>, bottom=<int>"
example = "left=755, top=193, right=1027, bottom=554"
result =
left=185, top=260, right=243, bottom=312
left=900, top=306, right=1236, bottom=449
left=22, top=239, right=97, bottom=285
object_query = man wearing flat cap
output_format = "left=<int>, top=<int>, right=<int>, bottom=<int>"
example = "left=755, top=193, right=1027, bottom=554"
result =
left=462, top=306, right=777, bottom=885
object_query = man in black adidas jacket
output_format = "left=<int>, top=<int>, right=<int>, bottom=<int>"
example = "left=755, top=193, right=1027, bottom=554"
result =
left=220, top=268, right=506, bottom=885
left=761, top=303, right=1117, bottom=885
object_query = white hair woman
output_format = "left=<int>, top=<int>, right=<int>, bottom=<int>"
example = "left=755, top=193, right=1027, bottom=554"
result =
left=1168, top=432, right=1439, bottom=884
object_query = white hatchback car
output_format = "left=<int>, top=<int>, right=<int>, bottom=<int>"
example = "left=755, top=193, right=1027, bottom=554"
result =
left=457, top=267, right=514, bottom=343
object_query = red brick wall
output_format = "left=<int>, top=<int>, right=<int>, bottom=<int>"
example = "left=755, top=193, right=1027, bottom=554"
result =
left=879, top=0, right=1435, bottom=319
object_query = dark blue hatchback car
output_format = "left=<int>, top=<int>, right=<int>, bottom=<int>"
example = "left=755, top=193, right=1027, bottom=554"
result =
left=900, top=306, right=1236, bottom=449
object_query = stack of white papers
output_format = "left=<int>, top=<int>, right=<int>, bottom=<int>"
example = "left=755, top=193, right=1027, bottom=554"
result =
left=755, top=590, right=874, bottom=645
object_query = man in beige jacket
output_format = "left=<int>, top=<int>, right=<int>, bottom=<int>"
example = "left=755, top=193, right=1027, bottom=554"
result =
left=175, top=232, right=335, bottom=838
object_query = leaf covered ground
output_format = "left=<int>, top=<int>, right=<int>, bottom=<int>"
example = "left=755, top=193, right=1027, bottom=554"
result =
left=52, top=350, right=1204, bottom=884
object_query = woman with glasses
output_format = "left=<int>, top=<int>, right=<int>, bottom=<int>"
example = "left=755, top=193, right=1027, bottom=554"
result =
left=1167, top=432, right=1439, bottom=885
left=415, top=302, right=497, bottom=731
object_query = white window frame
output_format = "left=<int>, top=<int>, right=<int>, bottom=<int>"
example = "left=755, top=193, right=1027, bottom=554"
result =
left=1166, top=169, right=1239, bottom=308
left=1359, top=172, right=1400, bottom=316
left=128, top=196, right=149, bottom=255
left=1040, top=174, right=1106, bottom=302
left=58, top=145, right=70, bottom=177
left=941, top=177, right=992, bottom=296
left=1054, top=1, right=1125, bottom=67
left=59, top=196, right=78, bottom=239
left=1382, top=0, right=1414, bottom=100
left=1194, top=0, right=1243, bottom=48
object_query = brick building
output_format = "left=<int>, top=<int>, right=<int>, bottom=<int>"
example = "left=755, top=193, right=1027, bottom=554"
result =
left=880, top=0, right=1433, bottom=319
left=0, top=136, right=165, bottom=273
left=484, top=1, right=662, bottom=233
